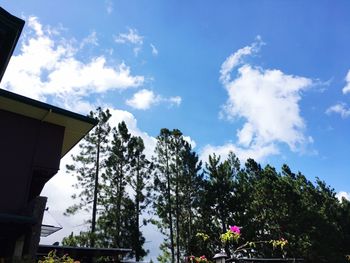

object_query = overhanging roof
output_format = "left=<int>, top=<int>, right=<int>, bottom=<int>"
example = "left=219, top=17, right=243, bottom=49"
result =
left=0, top=7, right=25, bottom=82
left=0, top=89, right=98, bottom=157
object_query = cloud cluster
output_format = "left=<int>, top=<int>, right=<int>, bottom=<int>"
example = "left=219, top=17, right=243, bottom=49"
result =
left=126, top=89, right=181, bottom=110
left=0, top=17, right=170, bottom=247
left=201, top=38, right=313, bottom=162
left=1, top=17, right=144, bottom=111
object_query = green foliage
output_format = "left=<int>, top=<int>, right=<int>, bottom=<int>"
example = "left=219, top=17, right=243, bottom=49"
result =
left=152, top=128, right=202, bottom=262
left=64, top=107, right=111, bottom=246
left=196, top=232, right=209, bottom=241
left=63, top=120, right=350, bottom=263
left=220, top=229, right=240, bottom=244
left=38, top=250, right=76, bottom=263
left=63, top=113, right=148, bottom=260
left=62, top=231, right=91, bottom=247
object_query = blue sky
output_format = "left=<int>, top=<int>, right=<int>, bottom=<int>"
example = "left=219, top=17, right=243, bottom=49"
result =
left=2, top=0, right=350, bottom=259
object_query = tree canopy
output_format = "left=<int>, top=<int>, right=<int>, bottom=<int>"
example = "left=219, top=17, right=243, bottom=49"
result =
left=63, top=108, right=350, bottom=263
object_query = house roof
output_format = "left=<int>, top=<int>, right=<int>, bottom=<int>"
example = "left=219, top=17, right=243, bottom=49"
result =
left=0, top=89, right=98, bottom=157
left=0, top=7, right=25, bottom=82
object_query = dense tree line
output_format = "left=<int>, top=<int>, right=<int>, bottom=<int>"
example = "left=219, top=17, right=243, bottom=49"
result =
left=63, top=108, right=350, bottom=263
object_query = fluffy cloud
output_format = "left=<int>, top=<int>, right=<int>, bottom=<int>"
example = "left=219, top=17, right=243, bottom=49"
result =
left=342, top=70, right=350, bottom=94
left=126, top=89, right=160, bottom=110
left=201, top=37, right=313, bottom=162
left=126, top=89, right=181, bottom=110
left=2, top=17, right=157, bottom=246
left=1, top=17, right=144, bottom=108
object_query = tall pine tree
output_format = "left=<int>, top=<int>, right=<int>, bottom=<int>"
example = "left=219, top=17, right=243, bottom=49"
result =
left=64, top=107, right=111, bottom=247
left=128, top=136, right=151, bottom=261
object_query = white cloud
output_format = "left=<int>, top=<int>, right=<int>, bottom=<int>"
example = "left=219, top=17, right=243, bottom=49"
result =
left=168, top=96, right=182, bottom=106
left=108, top=108, right=157, bottom=158
left=326, top=71, right=350, bottom=119
left=326, top=103, right=350, bottom=118
left=183, top=135, right=197, bottom=149
left=1, top=17, right=144, bottom=110
left=115, top=28, right=144, bottom=56
left=336, top=191, right=350, bottom=202
left=126, top=89, right=161, bottom=110
left=223, top=64, right=312, bottom=151
left=342, top=70, right=350, bottom=94
left=220, top=36, right=263, bottom=85
left=8, top=16, right=158, bottom=250
left=201, top=37, right=313, bottom=163
left=200, top=142, right=279, bottom=164
left=126, top=89, right=182, bottom=110
left=80, top=31, right=98, bottom=48
left=150, top=43, right=158, bottom=56
left=115, top=28, right=143, bottom=45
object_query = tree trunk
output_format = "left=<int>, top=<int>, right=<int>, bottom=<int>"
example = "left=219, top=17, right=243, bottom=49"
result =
left=175, top=147, right=180, bottom=263
left=135, top=156, right=141, bottom=262
left=166, top=140, right=175, bottom=263
left=91, top=128, right=100, bottom=247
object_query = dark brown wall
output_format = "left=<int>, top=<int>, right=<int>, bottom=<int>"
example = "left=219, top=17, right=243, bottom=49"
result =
left=0, top=109, right=64, bottom=214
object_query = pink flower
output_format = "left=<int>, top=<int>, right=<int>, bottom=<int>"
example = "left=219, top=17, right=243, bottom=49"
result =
left=230, top=225, right=241, bottom=235
left=200, top=255, right=206, bottom=259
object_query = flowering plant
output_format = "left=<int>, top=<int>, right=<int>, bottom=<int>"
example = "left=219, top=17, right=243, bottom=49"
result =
left=193, top=224, right=288, bottom=261
left=221, top=225, right=288, bottom=258
left=220, top=225, right=241, bottom=244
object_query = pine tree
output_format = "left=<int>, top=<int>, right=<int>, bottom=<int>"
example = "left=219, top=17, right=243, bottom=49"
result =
left=64, top=107, right=111, bottom=247
left=98, top=121, right=148, bottom=260
left=153, top=128, right=176, bottom=263
left=99, top=121, right=131, bottom=247
left=177, top=140, right=202, bottom=257
left=153, top=129, right=202, bottom=262
left=128, top=135, right=151, bottom=260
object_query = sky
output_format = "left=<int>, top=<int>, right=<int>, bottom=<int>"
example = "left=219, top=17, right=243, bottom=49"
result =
left=2, top=0, right=350, bottom=261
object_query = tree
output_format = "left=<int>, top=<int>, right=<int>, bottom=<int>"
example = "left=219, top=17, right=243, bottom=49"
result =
left=153, top=129, right=203, bottom=262
left=177, top=141, right=202, bottom=257
left=98, top=121, right=148, bottom=259
left=99, top=121, right=132, bottom=247
left=128, top=135, right=151, bottom=260
left=153, top=128, right=176, bottom=263
left=64, top=107, right=111, bottom=247
left=198, top=153, right=237, bottom=257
